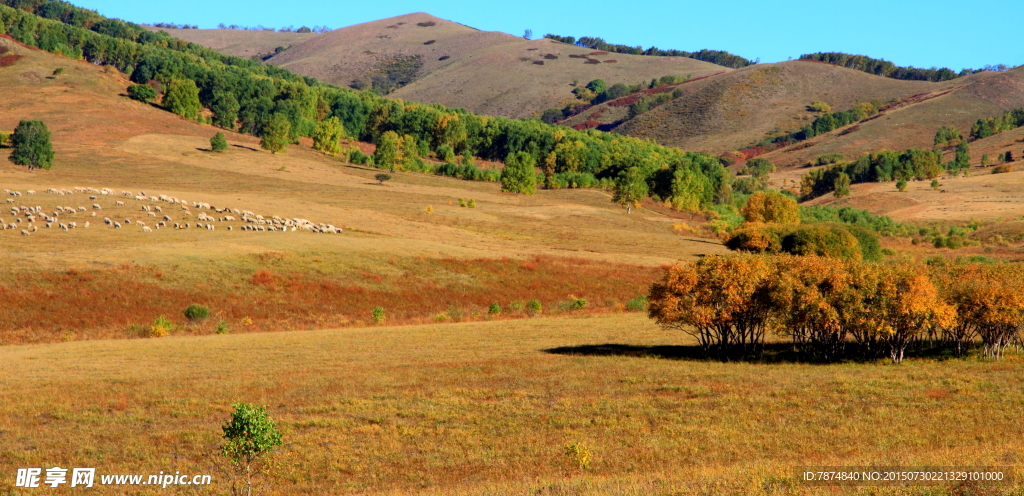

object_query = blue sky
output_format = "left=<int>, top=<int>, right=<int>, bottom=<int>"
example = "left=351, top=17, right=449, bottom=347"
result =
left=76, top=0, right=1022, bottom=71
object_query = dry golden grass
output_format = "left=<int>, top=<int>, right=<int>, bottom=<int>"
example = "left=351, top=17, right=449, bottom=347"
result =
left=1, top=313, right=1022, bottom=495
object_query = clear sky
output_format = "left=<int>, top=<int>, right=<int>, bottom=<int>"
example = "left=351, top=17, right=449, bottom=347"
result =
left=75, top=0, right=1022, bottom=71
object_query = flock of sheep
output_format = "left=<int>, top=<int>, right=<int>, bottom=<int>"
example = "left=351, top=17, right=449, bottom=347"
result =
left=2, top=187, right=343, bottom=237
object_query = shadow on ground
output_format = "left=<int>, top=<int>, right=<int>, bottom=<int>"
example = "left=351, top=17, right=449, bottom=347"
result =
left=543, top=343, right=965, bottom=364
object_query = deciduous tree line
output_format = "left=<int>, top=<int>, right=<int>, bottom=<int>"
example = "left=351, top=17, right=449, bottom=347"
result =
left=0, top=1, right=734, bottom=208
left=648, top=255, right=1024, bottom=363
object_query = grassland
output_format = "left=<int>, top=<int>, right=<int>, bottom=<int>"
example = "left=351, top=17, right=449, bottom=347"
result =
left=0, top=32, right=726, bottom=345
left=2, top=313, right=1023, bottom=495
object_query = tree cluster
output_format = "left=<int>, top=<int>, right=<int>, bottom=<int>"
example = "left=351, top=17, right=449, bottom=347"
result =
left=799, top=52, right=994, bottom=82
left=969, top=108, right=1024, bottom=141
left=799, top=148, right=950, bottom=200
left=544, top=33, right=754, bottom=69
left=648, top=255, right=1024, bottom=363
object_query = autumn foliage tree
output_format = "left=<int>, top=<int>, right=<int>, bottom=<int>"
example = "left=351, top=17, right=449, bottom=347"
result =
left=648, top=255, right=988, bottom=363
left=648, top=255, right=776, bottom=356
left=740, top=191, right=799, bottom=224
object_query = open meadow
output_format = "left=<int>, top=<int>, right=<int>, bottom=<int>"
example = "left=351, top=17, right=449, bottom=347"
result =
left=2, top=314, right=1023, bottom=495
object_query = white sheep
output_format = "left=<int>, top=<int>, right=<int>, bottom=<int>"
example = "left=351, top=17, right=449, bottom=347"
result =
left=92, top=204, right=101, bottom=209
left=147, top=212, right=156, bottom=217
left=21, top=230, right=29, bottom=236
left=142, top=226, right=152, bottom=232
left=115, top=201, right=126, bottom=206
left=113, top=222, right=121, bottom=228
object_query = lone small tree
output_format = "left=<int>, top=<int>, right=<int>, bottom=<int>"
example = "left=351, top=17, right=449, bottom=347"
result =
left=10, top=120, right=54, bottom=170
left=260, top=114, right=291, bottom=154
left=374, top=173, right=391, bottom=185
left=221, top=403, right=282, bottom=496
left=210, top=132, right=228, bottom=152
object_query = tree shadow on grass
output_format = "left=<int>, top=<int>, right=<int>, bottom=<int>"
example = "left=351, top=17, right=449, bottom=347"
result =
left=543, top=343, right=803, bottom=363
left=543, top=342, right=962, bottom=364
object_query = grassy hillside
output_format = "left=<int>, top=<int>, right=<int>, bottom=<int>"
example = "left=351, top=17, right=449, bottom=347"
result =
left=157, top=12, right=728, bottom=119
left=4, top=313, right=1024, bottom=495
left=0, top=33, right=727, bottom=344
left=762, top=66, right=1024, bottom=167
left=563, top=61, right=940, bottom=153
left=144, top=26, right=320, bottom=59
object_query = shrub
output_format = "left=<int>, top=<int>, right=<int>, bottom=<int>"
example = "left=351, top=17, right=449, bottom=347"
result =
left=216, top=321, right=231, bottom=334
left=458, top=198, right=467, bottom=207
left=466, top=199, right=476, bottom=208
left=896, top=178, right=908, bottom=191
left=809, top=100, right=832, bottom=112
left=424, top=205, right=433, bottom=214
left=0, top=131, right=10, bottom=148
left=374, top=173, right=391, bottom=185
left=150, top=316, right=172, bottom=337
left=507, top=301, right=524, bottom=311
left=210, top=132, right=228, bottom=152
left=488, top=302, right=501, bottom=315
left=371, top=307, right=385, bottom=324
left=184, top=304, right=210, bottom=322
left=626, top=295, right=648, bottom=311
left=127, top=83, right=157, bottom=103
left=570, top=297, right=587, bottom=310
left=349, top=148, right=370, bottom=164
left=526, top=299, right=542, bottom=316
left=993, top=165, right=1013, bottom=174
left=563, top=442, right=592, bottom=470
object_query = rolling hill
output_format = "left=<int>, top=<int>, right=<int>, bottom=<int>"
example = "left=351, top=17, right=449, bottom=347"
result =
left=158, top=13, right=729, bottom=119
left=144, top=26, right=320, bottom=59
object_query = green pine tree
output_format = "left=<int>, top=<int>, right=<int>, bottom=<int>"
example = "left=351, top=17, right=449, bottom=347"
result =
left=210, top=132, right=228, bottom=152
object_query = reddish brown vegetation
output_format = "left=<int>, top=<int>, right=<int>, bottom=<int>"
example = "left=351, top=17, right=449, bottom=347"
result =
left=0, top=257, right=661, bottom=345
left=589, top=51, right=609, bottom=55
left=0, top=54, right=21, bottom=67
left=604, top=59, right=617, bottom=63
left=609, top=95, right=642, bottom=107
left=585, top=58, right=601, bottom=64
left=572, top=120, right=601, bottom=130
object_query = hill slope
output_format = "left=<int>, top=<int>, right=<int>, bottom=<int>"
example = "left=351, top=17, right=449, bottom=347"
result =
left=761, top=65, right=1024, bottom=167
left=144, top=26, right=320, bottom=59
left=160, top=13, right=728, bottom=119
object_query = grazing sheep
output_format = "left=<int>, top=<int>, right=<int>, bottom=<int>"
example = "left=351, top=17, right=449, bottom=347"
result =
left=84, top=222, right=89, bottom=228
left=60, top=223, right=68, bottom=231
left=227, top=226, right=233, bottom=231
left=115, top=201, right=126, bottom=206
left=104, top=217, right=111, bottom=225
left=89, top=196, right=97, bottom=200
left=147, top=212, right=156, bottom=217
left=163, top=215, right=171, bottom=221
left=26, top=190, right=35, bottom=194
left=21, top=230, right=29, bottom=236
left=113, top=222, right=121, bottom=228
left=78, top=207, right=86, bottom=212
left=5, top=199, right=12, bottom=204
left=92, top=204, right=101, bottom=210
left=124, top=219, right=132, bottom=224
left=154, top=206, right=162, bottom=212
left=142, top=226, right=152, bottom=232
left=142, top=205, right=150, bottom=212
